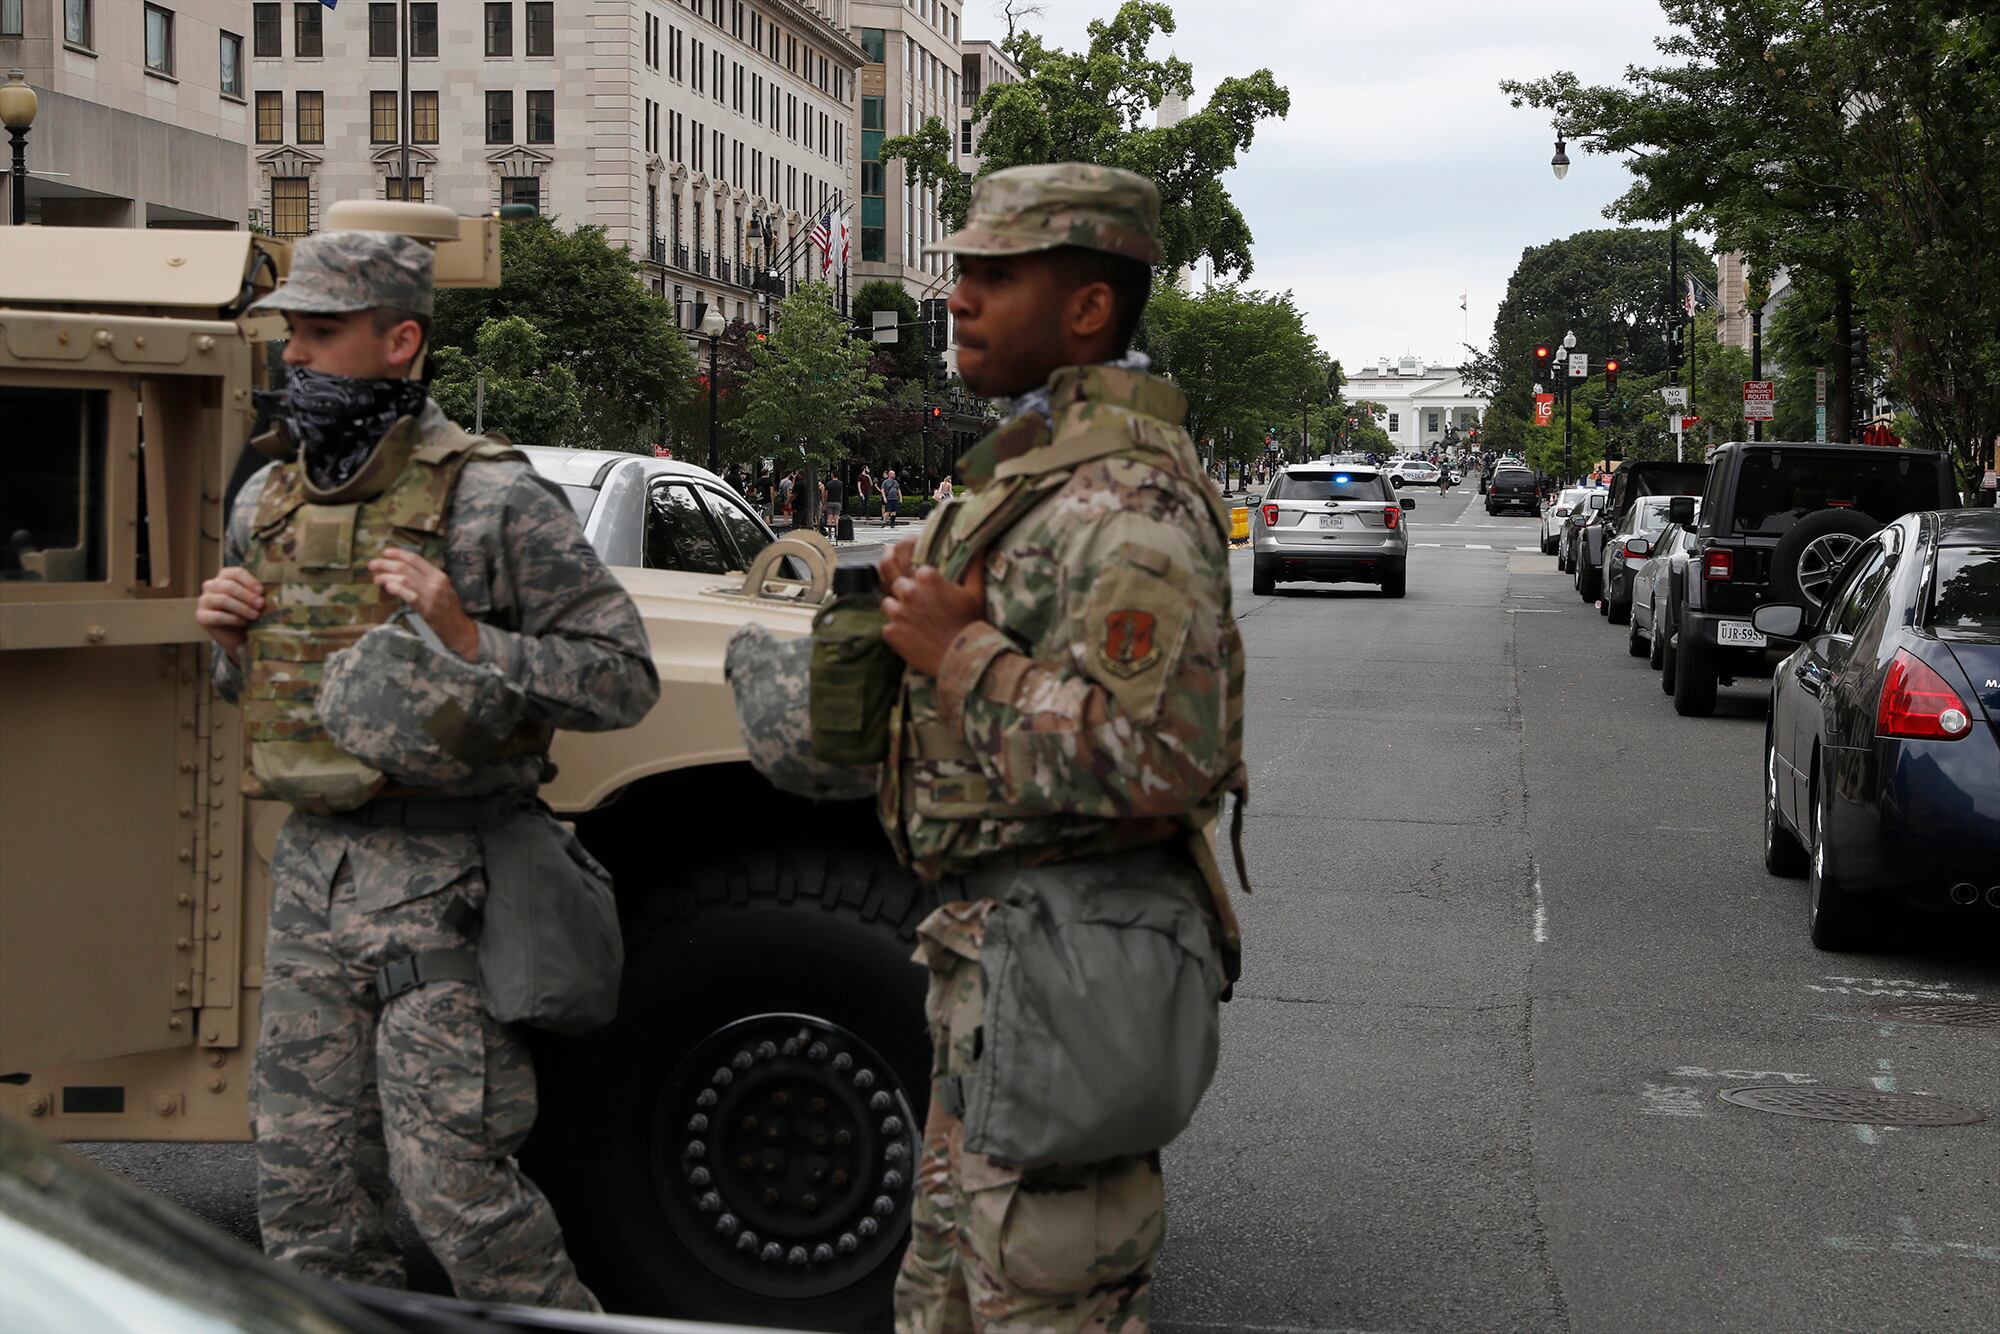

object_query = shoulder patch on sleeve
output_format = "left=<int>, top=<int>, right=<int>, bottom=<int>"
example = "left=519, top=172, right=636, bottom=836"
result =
left=1079, top=560, right=1192, bottom=720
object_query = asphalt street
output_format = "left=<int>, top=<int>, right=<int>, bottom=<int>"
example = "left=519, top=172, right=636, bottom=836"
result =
left=84, top=488, right=1997, bottom=1332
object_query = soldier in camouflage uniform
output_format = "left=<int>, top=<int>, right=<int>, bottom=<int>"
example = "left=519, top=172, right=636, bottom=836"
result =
left=873, top=164, right=1248, bottom=1333
left=195, top=230, right=658, bottom=1309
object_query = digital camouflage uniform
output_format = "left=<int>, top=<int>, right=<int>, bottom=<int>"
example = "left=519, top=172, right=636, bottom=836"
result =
left=214, top=231, right=658, bottom=1309
left=886, top=165, right=1248, bottom=1334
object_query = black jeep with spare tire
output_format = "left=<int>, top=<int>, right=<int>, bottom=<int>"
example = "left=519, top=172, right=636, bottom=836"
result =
left=1662, top=441, right=1958, bottom=717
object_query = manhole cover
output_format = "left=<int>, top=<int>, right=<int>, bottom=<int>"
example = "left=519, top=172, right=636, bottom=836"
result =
left=1874, top=1002, right=2000, bottom=1029
left=1719, top=1085, right=1986, bottom=1126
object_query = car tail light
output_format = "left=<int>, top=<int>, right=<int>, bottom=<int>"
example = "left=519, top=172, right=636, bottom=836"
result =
left=1383, top=505, right=1402, bottom=531
left=1702, top=548, right=1734, bottom=582
left=1878, top=649, right=1973, bottom=740
left=1262, top=504, right=1279, bottom=526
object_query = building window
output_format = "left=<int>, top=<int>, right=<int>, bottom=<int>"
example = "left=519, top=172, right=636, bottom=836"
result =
left=412, top=91, right=438, bottom=143
left=219, top=31, right=244, bottom=96
left=371, top=91, right=398, bottom=144
left=485, top=90, right=513, bottom=144
left=293, top=2, right=322, bottom=57
left=483, top=1, right=510, bottom=56
left=0, top=0, right=20, bottom=38
left=960, top=119, right=972, bottom=155
left=525, top=0, right=553, bottom=56
left=368, top=3, right=395, bottom=56
left=861, top=227, right=884, bottom=263
left=271, top=177, right=310, bottom=238
left=1387, top=413, right=1400, bottom=433
left=526, top=90, right=554, bottom=144
left=144, top=4, right=174, bottom=76
left=410, top=2, right=437, bottom=57
left=63, top=0, right=90, bottom=48
left=252, top=2, right=280, bottom=56
left=861, top=162, right=884, bottom=195
left=385, top=177, right=425, bottom=203
left=296, top=90, right=323, bottom=143
left=502, top=176, right=540, bottom=213
left=255, top=91, right=283, bottom=143
left=862, top=96, right=883, bottom=131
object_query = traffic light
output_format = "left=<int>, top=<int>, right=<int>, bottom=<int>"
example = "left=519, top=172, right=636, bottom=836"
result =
left=921, top=298, right=950, bottom=352
left=1603, top=357, right=1620, bottom=391
left=1593, top=405, right=1610, bottom=430
left=1533, top=344, right=1553, bottom=378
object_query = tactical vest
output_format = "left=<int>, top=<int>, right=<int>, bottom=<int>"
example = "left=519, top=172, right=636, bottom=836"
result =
left=881, top=370, right=1251, bottom=974
left=239, top=415, right=545, bottom=814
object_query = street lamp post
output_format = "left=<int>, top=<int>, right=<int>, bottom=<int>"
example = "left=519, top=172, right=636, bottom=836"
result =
left=1561, top=329, right=1577, bottom=482
left=699, top=304, right=725, bottom=472
left=1, top=69, right=39, bottom=227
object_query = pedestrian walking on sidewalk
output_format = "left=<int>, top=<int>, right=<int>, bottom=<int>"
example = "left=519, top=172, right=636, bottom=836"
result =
left=869, top=162, right=1246, bottom=1334
left=823, top=471, right=845, bottom=541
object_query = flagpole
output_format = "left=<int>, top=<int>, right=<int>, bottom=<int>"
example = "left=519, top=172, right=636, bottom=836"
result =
left=399, top=0, right=411, bottom=193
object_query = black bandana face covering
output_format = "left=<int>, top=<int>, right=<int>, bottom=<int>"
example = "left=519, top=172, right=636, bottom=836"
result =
left=285, top=366, right=429, bottom=490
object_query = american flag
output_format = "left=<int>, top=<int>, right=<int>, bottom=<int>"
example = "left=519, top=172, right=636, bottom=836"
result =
left=838, top=214, right=851, bottom=275
left=810, top=212, right=832, bottom=278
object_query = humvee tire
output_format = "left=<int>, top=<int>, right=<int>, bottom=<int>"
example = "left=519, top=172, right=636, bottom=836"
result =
left=533, top=785, right=929, bottom=1329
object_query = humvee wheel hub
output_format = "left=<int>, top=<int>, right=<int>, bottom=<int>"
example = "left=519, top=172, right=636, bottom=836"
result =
left=653, top=1012, right=918, bottom=1298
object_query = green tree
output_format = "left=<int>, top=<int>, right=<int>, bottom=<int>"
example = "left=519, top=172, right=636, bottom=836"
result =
left=1501, top=1, right=2000, bottom=473
left=1462, top=228, right=1710, bottom=458
left=431, top=316, right=583, bottom=448
left=852, top=279, right=931, bottom=382
left=665, top=319, right=760, bottom=469
left=901, top=2, right=1289, bottom=277
left=876, top=117, right=975, bottom=234
left=737, top=284, right=884, bottom=528
left=432, top=216, right=695, bottom=452
left=1140, top=280, right=1325, bottom=462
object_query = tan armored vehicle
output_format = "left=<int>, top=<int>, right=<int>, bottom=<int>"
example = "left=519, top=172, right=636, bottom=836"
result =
left=0, top=206, right=926, bottom=1330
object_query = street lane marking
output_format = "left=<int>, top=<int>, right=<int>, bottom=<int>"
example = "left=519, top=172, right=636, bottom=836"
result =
left=1508, top=609, right=1562, bottom=614
left=1808, top=976, right=1982, bottom=1002
left=1532, top=871, right=1548, bottom=943
left=1640, top=1084, right=1708, bottom=1118
left=1671, top=1067, right=1818, bottom=1084
left=1825, top=1217, right=2000, bottom=1263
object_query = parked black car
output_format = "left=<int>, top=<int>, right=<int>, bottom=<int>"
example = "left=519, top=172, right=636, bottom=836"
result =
left=1574, top=461, right=1709, bottom=604
left=1662, top=441, right=1959, bottom=717
left=1757, top=509, right=2000, bottom=948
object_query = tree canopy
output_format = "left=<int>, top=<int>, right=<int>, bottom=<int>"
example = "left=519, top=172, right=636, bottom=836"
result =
left=737, top=285, right=884, bottom=480
left=431, top=316, right=582, bottom=449
left=432, top=217, right=695, bottom=453
left=1139, top=280, right=1327, bottom=461
left=1501, top=0, right=2000, bottom=472
left=890, top=2, right=1289, bottom=276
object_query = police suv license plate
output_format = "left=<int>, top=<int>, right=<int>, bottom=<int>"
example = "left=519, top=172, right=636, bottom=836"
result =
left=1319, top=514, right=1344, bottom=529
left=1717, top=621, right=1768, bottom=647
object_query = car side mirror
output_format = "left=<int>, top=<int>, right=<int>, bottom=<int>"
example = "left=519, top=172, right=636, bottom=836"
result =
left=1625, top=537, right=1653, bottom=557
left=1401, top=498, right=1416, bottom=511
left=1667, top=496, right=1697, bottom=527
left=1751, top=603, right=1807, bottom=641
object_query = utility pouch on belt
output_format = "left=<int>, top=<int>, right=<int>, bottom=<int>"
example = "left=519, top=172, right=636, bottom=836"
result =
left=955, top=853, right=1225, bottom=1169
left=317, top=610, right=543, bottom=793
left=809, top=590, right=902, bottom=765
left=476, top=802, right=623, bottom=1034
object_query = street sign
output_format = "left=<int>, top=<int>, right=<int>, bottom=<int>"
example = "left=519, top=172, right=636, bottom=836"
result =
left=1742, top=380, right=1776, bottom=421
left=1534, top=393, right=1555, bottom=426
left=871, top=309, right=899, bottom=344
left=1568, top=353, right=1588, bottom=378
left=1661, top=385, right=1687, bottom=408
left=1814, top=367, right=1827, bottom=406
left=1815, top=405, right=1827, bottom=443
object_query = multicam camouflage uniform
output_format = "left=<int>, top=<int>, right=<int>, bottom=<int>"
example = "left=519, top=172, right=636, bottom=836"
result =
left=214, top=231, right=658, bottom=1309
left=886, top=164, right=1247, bottom=1334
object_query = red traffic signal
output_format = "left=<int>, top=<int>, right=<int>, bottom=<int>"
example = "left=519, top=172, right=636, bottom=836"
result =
left=1603, top=357, right=1621, bottom=390
left=1533, top=344, right=1553, bottom=373
left=930, top=406, right=942, bottom=419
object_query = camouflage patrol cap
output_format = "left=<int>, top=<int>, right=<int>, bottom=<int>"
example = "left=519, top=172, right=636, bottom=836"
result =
left=251, top=230, right=436, bottom=317
left=929, top=163, right=1162, bottom=265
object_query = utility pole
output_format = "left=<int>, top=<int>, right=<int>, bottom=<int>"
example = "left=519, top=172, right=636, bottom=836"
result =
left=399, top=0, right=411, bottom=192
left=1750, top=304, right=1764, bottom=443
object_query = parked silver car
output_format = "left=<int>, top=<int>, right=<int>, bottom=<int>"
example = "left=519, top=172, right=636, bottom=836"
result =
left=1252, top=462, right=1414, bottom=597
left=1596, top=495, right=1682, bottom=623
left=1540, top=487, right=1594, bottom=555
left=1628, top=507, right=1703, bottom=667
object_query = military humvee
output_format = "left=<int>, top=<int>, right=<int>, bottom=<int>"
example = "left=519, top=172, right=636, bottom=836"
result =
left=0, top=203, right=926, bottom=1330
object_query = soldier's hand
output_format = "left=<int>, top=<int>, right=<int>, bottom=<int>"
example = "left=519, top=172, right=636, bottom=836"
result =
left=875, top=537, right=921, bottom=591
left=196, top=566, right=266, bottom=657
left=882, top=561, right=987, bottom=678
left=370, top=547, right=480, bottom=661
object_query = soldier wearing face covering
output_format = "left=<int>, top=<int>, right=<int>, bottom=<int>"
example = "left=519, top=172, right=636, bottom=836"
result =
left=195, top=229, right=658, bottom=1308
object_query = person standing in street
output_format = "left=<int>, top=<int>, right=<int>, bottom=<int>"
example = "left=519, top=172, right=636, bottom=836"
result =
left=871, top=163, right=1247, bottom=1333
left=194, top=230, right=658, bottom=1310
left=824, top=469, right=846, bottom=541
left=882, top=469, right=903, bottom=528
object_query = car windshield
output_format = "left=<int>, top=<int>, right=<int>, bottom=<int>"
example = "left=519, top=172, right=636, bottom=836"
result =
left=1635, top=497, right=1676, bottom=531
left=1557, top=489, right=1589, bottom=508
left=1273, top=473, right=1385, bottom=502
left=559, top=484, right=597, bottom=525
left=1930, top=546, right=2000, bottom=630
left=1729, top=451, right=1943, bottom=535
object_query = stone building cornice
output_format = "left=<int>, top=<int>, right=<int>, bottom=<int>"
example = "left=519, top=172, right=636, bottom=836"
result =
left=758, top=0, right=872, bottom=70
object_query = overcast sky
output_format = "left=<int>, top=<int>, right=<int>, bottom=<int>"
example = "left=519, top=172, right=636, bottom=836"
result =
left=970, top=0, right=1680, bottom=373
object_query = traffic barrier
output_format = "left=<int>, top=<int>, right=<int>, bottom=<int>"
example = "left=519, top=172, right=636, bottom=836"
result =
left=1229, top=506, right=1250, bottom=546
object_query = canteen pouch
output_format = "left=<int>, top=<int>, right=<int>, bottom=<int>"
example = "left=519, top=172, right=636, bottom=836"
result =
left=960, top=855, right=1225, bottom=1168
left=809, top=593, right=902, bottom=765
left=726, top=623, right=881, bottom=801
left=476, top=804, right=623, bottom=1034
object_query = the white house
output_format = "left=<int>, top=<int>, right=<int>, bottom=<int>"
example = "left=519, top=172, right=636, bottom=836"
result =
left=1344, top=356, right=1489, bottom=453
